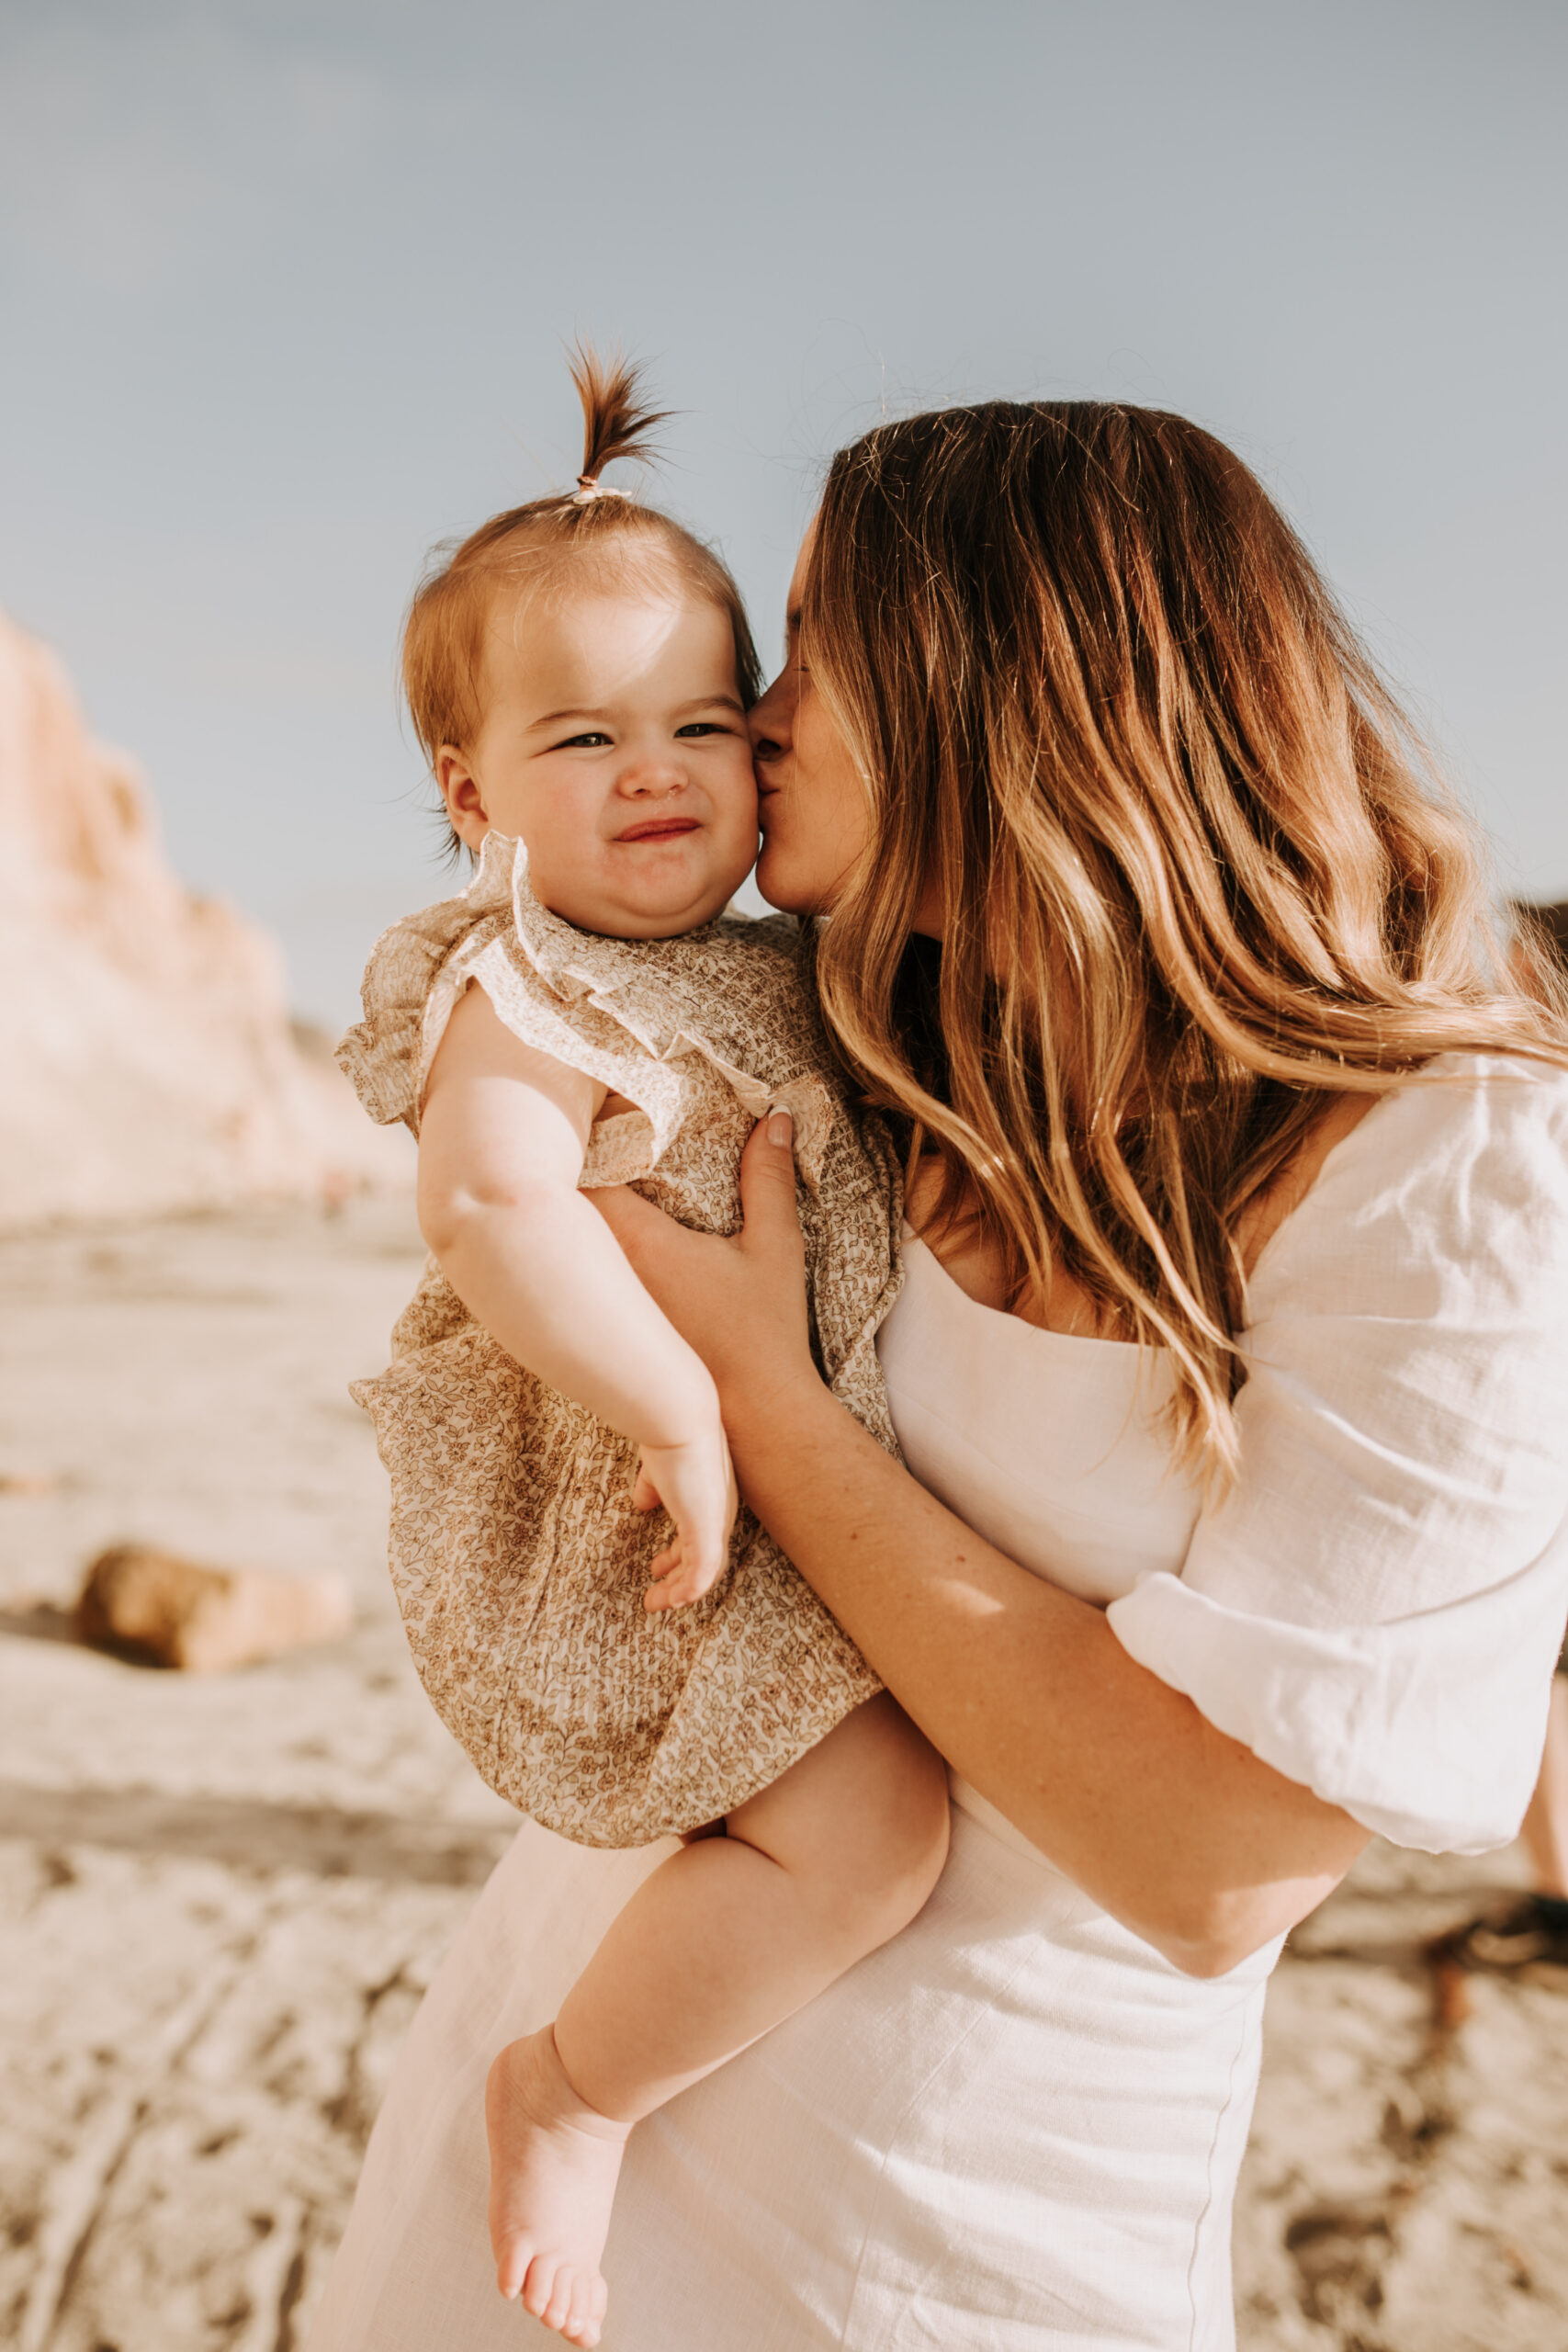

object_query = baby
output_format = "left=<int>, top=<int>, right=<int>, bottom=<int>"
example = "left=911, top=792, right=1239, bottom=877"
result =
left=337, top=353, right=949, bottom=2348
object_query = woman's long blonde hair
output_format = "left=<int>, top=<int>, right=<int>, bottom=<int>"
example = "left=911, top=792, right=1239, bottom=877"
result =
left=804, top=400, right=1568, bottom=1480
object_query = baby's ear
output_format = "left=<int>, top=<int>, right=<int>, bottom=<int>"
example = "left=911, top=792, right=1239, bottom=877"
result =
left=435, top=746, right=490, bottom=849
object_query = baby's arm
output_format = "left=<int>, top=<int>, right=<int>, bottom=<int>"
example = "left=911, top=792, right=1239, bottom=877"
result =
left=417, top=982, right=735, bottom=1606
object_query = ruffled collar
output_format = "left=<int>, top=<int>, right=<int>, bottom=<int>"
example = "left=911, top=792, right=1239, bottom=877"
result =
left=467, top=831, right=723, bottom=1008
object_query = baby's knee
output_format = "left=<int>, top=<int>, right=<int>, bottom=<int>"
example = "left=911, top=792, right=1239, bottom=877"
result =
left=828, top=1711, right=951, bottom=1950
left=888, top=1737, right=953, bottom=1911
left=733, top=1695, right=951, bottom=1958
left=844, top=1805, right=949, bottom=1958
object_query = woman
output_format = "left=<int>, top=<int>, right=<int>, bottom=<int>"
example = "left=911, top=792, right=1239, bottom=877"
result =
left=306, top=400, right=1568, bottom=2350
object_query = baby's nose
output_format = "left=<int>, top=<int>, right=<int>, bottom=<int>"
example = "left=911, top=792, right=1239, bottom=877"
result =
left=620, top=753, right=685, bottom=795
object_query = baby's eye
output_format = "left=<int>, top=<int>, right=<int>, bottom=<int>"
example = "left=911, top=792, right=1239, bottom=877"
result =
left=674, top=721, right=731, bottom=739
left=555, top=730, right=612, bottom=750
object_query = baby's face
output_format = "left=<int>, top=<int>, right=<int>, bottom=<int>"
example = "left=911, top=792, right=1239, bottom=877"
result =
left=439, top=578, right=758, bottom=937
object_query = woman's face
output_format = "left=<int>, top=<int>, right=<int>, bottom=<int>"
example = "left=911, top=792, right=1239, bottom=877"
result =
left=749, top=529, right=873, bottom=917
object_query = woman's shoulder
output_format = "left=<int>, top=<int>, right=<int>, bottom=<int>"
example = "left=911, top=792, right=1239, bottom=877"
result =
left=1247, top=1050, right=1568, bottom=1322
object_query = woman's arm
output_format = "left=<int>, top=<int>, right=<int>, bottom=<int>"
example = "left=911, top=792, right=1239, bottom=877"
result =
left=595, top=1114, right=1370, bottom=1973
left=418, top=985, right=736, bottom=1599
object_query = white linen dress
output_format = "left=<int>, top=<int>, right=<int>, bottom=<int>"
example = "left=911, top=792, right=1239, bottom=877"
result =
left=304, top=1055, right=1568, bottom=2352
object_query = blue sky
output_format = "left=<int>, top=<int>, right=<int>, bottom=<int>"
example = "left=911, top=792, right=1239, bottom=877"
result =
left=2, top=0, right=1563, bottom=1022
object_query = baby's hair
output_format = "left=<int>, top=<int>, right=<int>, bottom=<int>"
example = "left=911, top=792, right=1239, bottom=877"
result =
left=402, top=346, right=761, bottom=855
left=570, top=347, right=672, bottom=492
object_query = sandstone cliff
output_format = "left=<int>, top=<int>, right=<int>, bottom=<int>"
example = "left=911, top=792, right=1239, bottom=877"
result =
left=0, top=611, right=408, bottom=1227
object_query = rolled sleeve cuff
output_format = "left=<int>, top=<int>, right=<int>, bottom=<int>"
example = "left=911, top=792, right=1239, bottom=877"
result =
left=1106, top=1532, right=1568, bottom=1855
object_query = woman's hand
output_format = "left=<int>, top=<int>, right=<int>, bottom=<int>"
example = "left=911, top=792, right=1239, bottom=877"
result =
left=603, top=1111, right=1366, bottom=1977
left=591, top=1111, right=822, bottom=1454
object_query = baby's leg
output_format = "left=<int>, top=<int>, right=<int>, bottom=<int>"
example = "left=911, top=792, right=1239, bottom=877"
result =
left=486, top=1695, right=949, bottom=2342
left=559, top=1691, right=949, bottom=2111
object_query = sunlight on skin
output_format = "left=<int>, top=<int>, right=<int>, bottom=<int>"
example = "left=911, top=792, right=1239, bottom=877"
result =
left=436, top=582, right=759, bottom=938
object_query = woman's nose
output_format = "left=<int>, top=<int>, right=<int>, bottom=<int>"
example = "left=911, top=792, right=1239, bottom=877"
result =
left=749, top=668, right=794, bottom=761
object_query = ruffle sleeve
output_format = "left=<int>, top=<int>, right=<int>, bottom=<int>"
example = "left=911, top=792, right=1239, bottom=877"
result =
left=334, top=834, right=837, bottom=1187
left=1106, top=1055, right=1568, bottom=1854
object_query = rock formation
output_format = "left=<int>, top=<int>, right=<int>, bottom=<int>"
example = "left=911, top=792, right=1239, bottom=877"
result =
left=0, top=609, right=407, bottom=1227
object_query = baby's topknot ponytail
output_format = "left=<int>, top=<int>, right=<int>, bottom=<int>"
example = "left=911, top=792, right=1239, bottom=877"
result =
left=402, top=345, right=761, bottom=853
left=570, top=343, right=672, bottom=496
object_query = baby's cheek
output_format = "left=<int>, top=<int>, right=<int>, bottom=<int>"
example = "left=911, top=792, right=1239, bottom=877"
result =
left=519, top=839, right=605, bottom=933
left=712, top=829, right=761, bottom=902
left=716, top=773, right=762, bottom=882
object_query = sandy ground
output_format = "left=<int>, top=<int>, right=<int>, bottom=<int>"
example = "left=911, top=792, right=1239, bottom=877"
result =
left=1, top=1200, right=1564, bottom=2352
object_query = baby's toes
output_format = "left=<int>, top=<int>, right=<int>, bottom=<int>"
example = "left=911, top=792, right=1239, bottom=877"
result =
left=522, top=2253, right=566, bottom=2324
left=546, top=2269, right=577, bottom=2328
left=494, top=2233, right=533, bottom=2301
left=563, top=2272, right=604, bottom=2346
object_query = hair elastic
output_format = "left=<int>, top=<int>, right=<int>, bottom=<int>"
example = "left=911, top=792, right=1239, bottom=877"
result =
left=571, top=475, right=630, bottom=504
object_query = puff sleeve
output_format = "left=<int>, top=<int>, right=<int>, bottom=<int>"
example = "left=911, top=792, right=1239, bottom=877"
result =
left=1106, top=1055, right=1568, bottom=1854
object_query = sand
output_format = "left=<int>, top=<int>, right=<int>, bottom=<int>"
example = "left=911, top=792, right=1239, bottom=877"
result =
left=1, top=1200, right=1564, bottom=2350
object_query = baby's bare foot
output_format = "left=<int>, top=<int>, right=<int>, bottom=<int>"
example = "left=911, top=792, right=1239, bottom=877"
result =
left=485, top=2026, right=630, bottom=2346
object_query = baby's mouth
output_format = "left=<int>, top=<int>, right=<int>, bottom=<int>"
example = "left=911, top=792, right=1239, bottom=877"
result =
left=616, top=817, right=701, bottom=842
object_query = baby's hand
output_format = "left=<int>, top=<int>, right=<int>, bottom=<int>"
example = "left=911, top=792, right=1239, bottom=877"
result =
left=633, top=1426, right=739, bottom=1611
